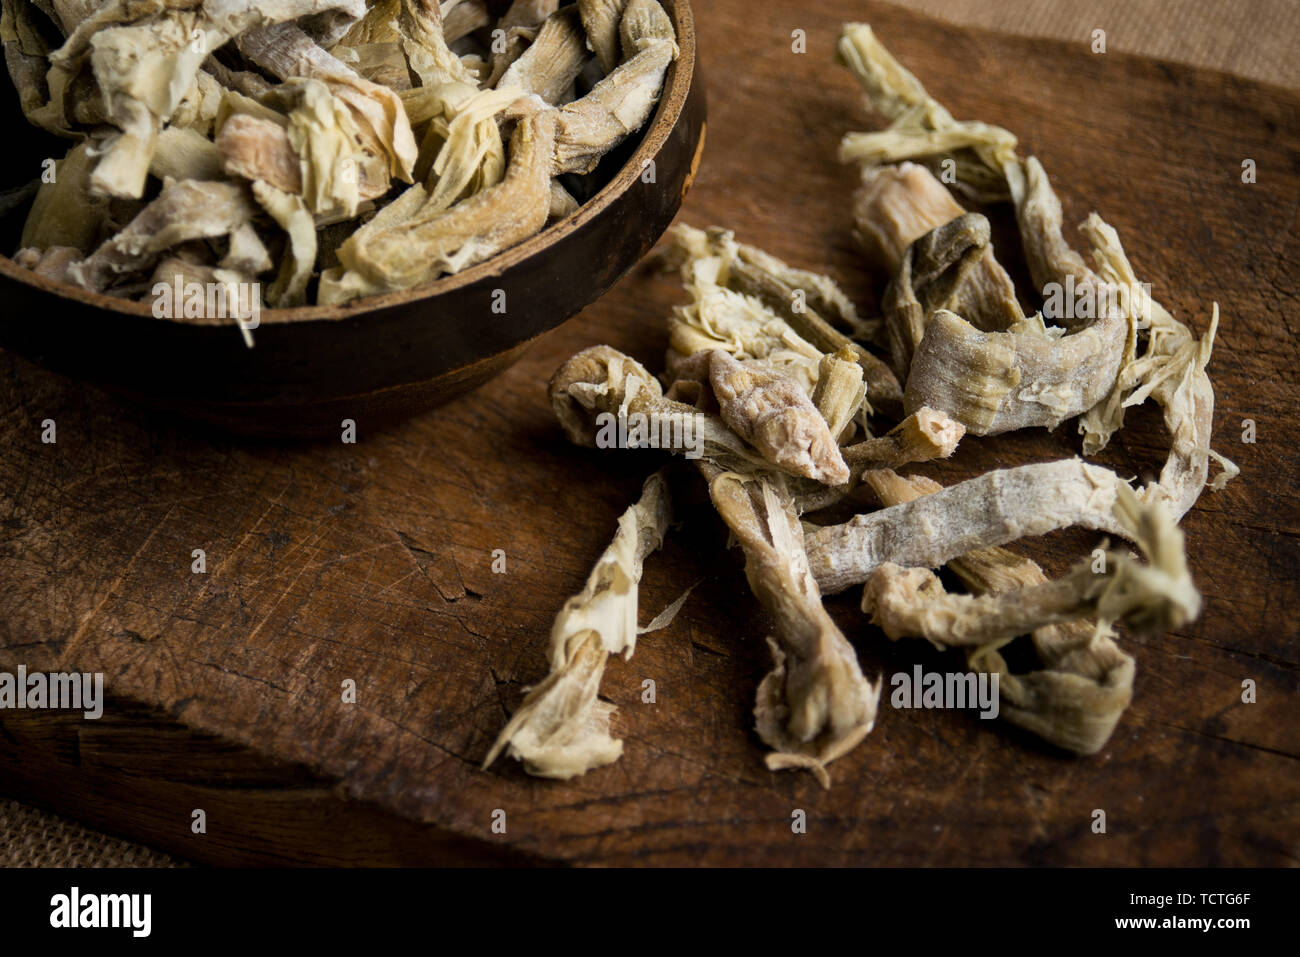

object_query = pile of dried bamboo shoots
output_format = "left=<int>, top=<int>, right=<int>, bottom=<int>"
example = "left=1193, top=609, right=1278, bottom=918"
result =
left=2, top=0, right=677, bottom=307
left=486, top=23, right=1237, bottom=787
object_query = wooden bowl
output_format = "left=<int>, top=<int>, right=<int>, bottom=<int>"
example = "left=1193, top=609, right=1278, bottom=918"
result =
left=0, top=0, right=705, bottom=437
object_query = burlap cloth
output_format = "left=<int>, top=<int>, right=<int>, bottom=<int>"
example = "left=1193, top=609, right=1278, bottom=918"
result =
left=2, top=0, right=1295, bottom=868
left=889, top=0, right=1298, bottom=90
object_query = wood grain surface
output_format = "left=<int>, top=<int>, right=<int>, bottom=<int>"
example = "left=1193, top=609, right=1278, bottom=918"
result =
left=1, top=0, right=1297, bottom=866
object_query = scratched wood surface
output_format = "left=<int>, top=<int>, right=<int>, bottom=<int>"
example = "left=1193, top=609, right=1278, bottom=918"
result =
left=1, top=0, right=1297, bottom=866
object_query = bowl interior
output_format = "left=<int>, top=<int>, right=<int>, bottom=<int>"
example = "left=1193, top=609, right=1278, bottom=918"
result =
left=0, top=0, right=698, bottom=326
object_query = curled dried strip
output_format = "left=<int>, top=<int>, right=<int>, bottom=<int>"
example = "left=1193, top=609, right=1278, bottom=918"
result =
left=882, top=211, right=1023, bottom=378
left=549, top=345, right=753, bottom=465
left=442, top=0, right=489, bottom=43
left=811, top=346, right=866, bottom=445
left=397, top=0, right=479, bottom=86
left=663, top=224, right=901, bottom=412
left=666, top=297, right=823, bottom=395
left=412, top=83, right=524, bottom=211
left=146, top=258, right=256, bottom=323
left=861, top=468, right=1137, bottom=755
left=320, top=110, right=556, bottom=301
left=994, top=163, right=1142, bottom=431
left=687, top=226, right=901, bottom=412
left=25, top=0, right=141, bottom=137
left=1008, top=157, right=1096, bottom=322
left=793, top=406, right=964, bottom=514
left=736, top=260, right=899, bottom=409
left=852, top=162, right=964, bottom=274
left=862, top=487, right=1200, bottom=644
left=834, top=20, right=930, bottom=125
left=67, top=178, right=257, bottom=292
left=549, top=345, right=822, bottom=478
left=151, top=125, right=224, bottom=182
left=483, top=470, right=672, bottom=778
left=217, top=113, right=303, bottom=194
left=734, top=242, right=877, bottom=343
left=252, top=181, right=316, bottom=306
left=20, top=141, right=110, bottom=253
left=578, top=0, right=627, bottom=74
left=913, top=263, right=1099, bottom=440
left=203, top=55, right=273, bottom=98
left=553, top=7, right=676, bottom=176
left=0, top=0, right=52, bottom=127
left=86, top=12, right=209, bottom=199
left=842, top=406, right=963, bottom=472
left=904, top=307, right=1128, bottom=436
left=548, top=178, right=579, bottom=220
left=836, top=22, right=1017, bottom=203
left=973, top=623, right=1134, bottom=755
left=1138, top=306, right=1234, bottom=516
left=700, top=462, right=880, bottom=788
left=805, top=458, right=1134, bottom=595
left=276, top=77, right=372, bottom=217
left=1074, top=218, right=1238, bottom=513
left=237, top=21, right=418, bottom=188
left=854, top=168, right=1026, bottom=376
left=221, top=221, right=273, bottom=275
left=883, top=211, right=984, bottom=376
left=672, top=349, right=850, bottom=485
left=13, top=245, right=81, bottom=284
left=618, top=0, right=676, bottom=60
left=171, top=66, right=224, bottom=134
left=499, top=6, right=588, bottom=105
left=330, top=1, right=411, bottom=90
left=486, top=0, right=558, bottom=86
left=668, top=294, right=822, bottom=395
left=667, top=225, right=871, bottom=340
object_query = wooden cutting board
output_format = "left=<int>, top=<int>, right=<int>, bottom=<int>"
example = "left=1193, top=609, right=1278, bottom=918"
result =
left=1, top=0, right=1297, bottom=866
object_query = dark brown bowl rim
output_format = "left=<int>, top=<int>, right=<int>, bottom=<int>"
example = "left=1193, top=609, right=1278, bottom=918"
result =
left=0, top=0, right=696, bottom=327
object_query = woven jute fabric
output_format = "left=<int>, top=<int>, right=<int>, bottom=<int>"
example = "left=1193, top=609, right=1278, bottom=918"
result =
left=2, top=0, right=1292, bottom=868
left=884, top=0, right=1299, bottom=90
left=0, top=800, right=181, bottom=867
